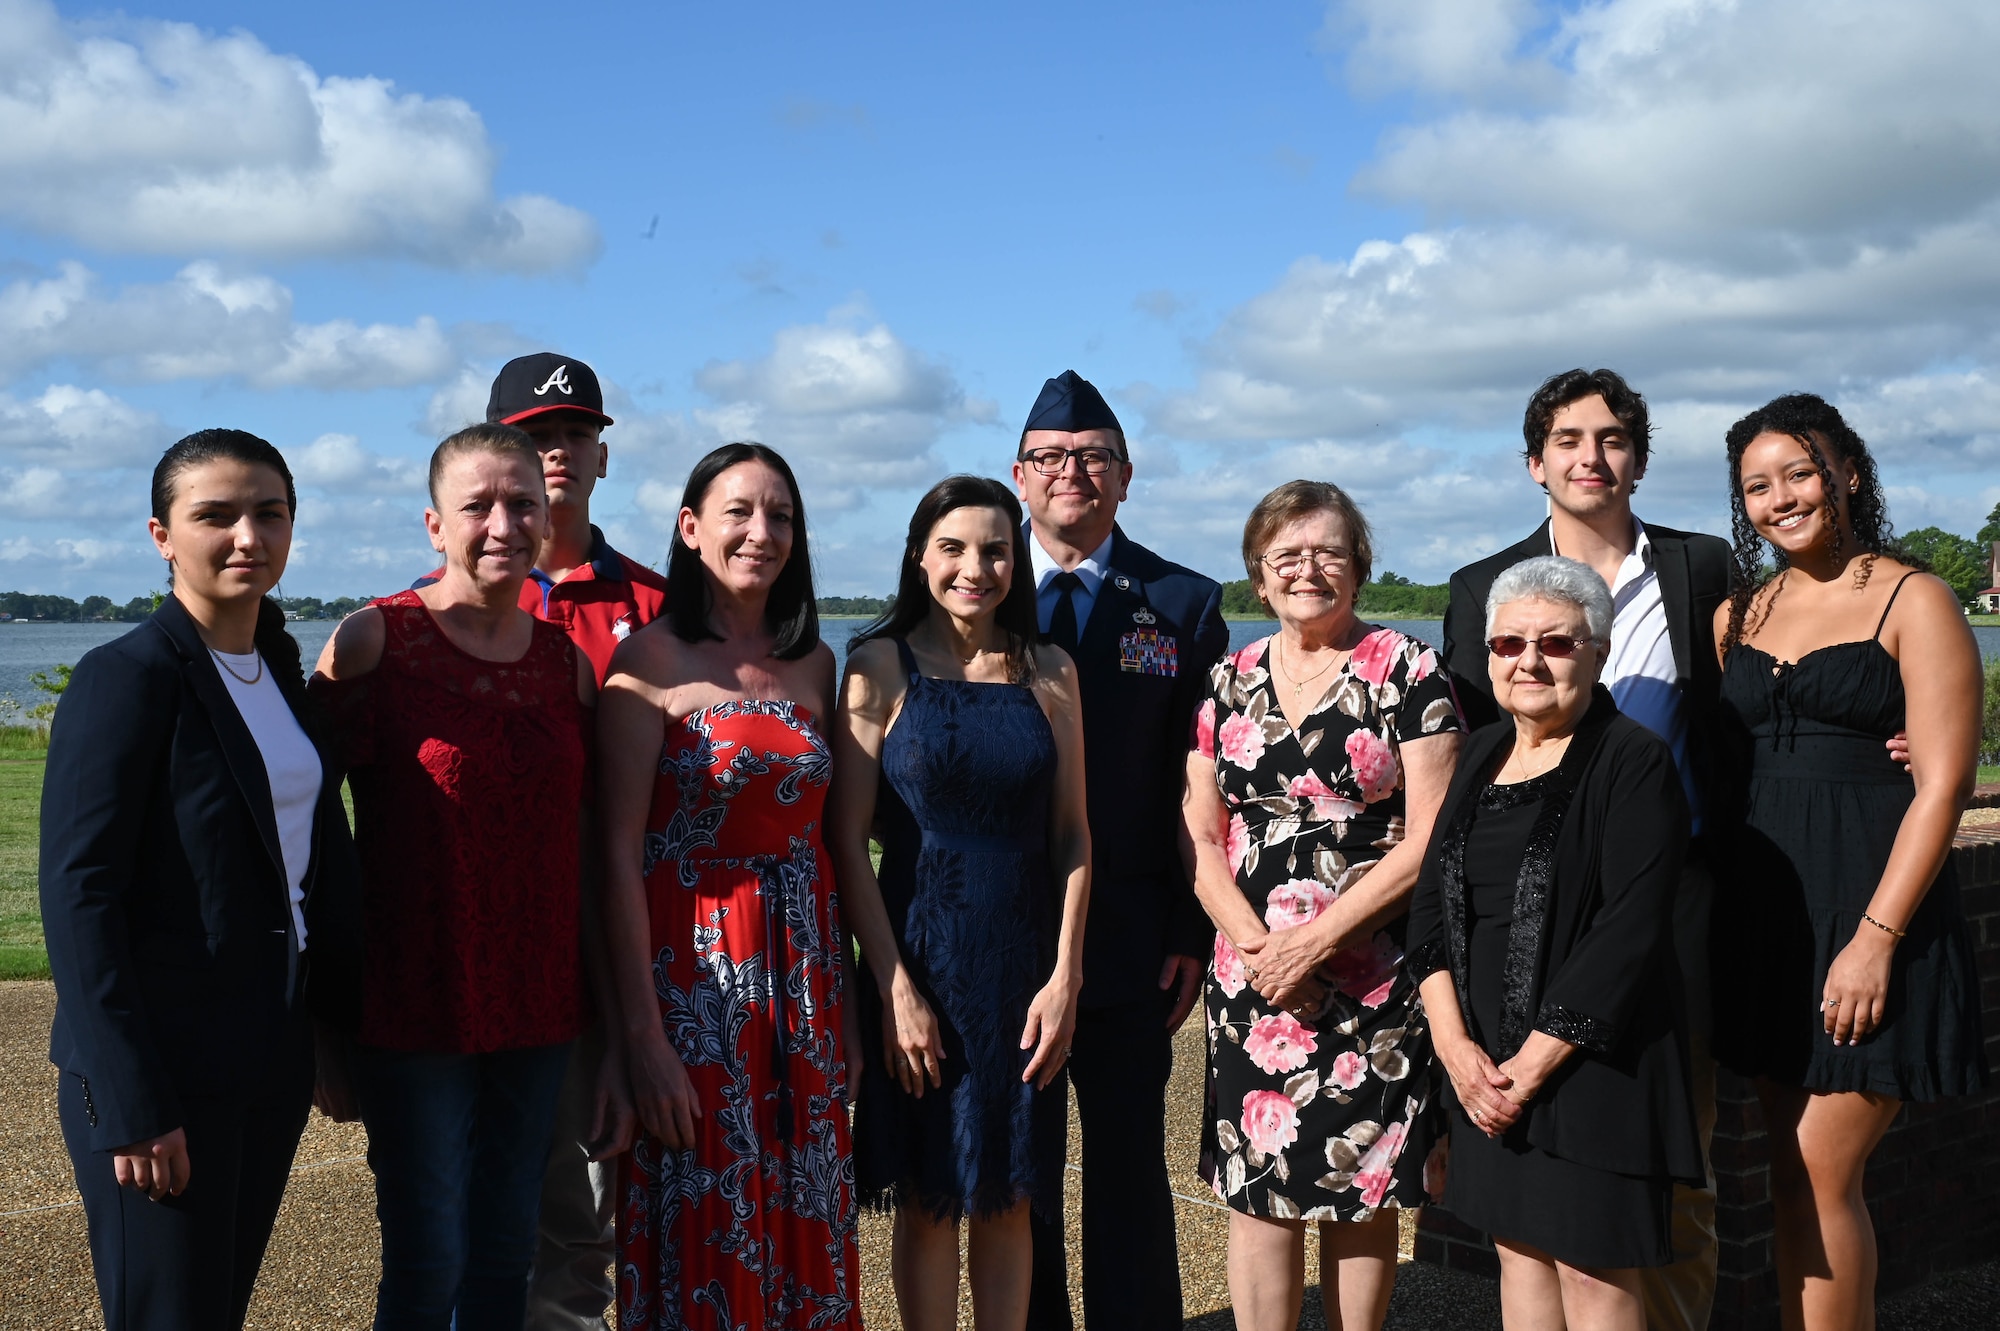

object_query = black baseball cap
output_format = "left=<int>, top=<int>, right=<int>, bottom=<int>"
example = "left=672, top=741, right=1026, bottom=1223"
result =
left=486, top=353, right=614, bottom=428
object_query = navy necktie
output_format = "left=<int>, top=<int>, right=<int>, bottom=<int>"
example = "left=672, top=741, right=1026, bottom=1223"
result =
left=1047, top=571, right=1084, bottom=652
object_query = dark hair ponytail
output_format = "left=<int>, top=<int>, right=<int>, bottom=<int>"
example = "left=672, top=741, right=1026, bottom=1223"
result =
left=851, top=475, right=1040, bottom=684
left=151, top=429, right=296, bottom=523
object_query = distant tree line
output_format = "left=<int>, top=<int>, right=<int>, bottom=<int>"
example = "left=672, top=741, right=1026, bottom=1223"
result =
left=817, top=596, right=892, bottom=617
left=0, top=591, right=380, bottom=621
left=20, top=507, right=1986, bottom=632
left=1898, top=502, right=2000, bottom=607
left=1221, top=572, right=1451, bottom=619
left=0, top=591, right=162, bottom=622
left=4, top=590, right=909, bottom=623
left=275, top=596, right=371, bottom=620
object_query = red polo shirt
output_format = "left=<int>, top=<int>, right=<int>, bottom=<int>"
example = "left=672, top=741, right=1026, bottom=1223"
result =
left=415, top=525, right=667, bottom=684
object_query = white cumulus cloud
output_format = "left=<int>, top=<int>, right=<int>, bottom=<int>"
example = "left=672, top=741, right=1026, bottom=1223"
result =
left=290, top=432, right=427, bottom=495
left=1347, top=0, right=2000, bottom=250
left=692, top=304, right=996, bottom=497
left=0, top=383, right=167, bottom=469
left=1135, top=0, right=2000, bottom=576
left=0, top=0, right=599, bottom=271
left=0, top=260, right=459, bottom=389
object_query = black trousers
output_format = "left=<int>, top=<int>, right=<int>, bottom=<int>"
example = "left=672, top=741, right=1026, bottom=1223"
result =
left=57, top=1013, right=314, bottom=1331
left=1025, top=996, right=1183, bottom=1331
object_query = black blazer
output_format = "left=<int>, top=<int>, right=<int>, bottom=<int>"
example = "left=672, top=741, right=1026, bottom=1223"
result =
left=1406, top=690, right=1702, bottom=1182
left=1029, top=523, right=1230, bottom=1008
left=41, top=595, right=362, bottom=1153
left=1441, top=519, right=1731, bottom=821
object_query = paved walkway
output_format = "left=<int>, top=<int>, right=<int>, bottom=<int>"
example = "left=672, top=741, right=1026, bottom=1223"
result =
left=6, top=980, right=1985, bottom=1328
left=3, top=981, right=1506, bottom=1328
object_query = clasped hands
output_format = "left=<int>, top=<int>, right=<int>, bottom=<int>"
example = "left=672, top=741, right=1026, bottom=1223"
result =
left=1439, top=1037, right=1540, bottom=1140
left=1236, top=924, right=1331, bottom=1019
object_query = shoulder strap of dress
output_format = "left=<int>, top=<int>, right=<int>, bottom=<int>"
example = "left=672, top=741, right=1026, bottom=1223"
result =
left=892, top=636, right=920, bottom=683
left=1872, top=571, right=1919, bottom=640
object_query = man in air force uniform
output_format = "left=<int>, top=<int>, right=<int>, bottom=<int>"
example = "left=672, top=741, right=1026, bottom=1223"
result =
left=1015, top=370, right=1229, bottom=1331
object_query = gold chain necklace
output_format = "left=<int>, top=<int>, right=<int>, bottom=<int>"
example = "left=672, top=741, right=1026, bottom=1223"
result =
left=1277, top=635, right=1343, bottom=699
left=209, top=647, right=264, bottom=686
left=1503, top=737, right=1567, bottom=782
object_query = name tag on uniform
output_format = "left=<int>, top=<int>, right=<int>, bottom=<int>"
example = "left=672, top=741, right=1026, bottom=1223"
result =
left=1119, top=628, right=1178, bottom=676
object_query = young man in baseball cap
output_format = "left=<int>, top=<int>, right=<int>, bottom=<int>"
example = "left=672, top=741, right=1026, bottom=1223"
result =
left=421, top=352, right=666, bottom=1330
left=436, top=352, right=671, bottom=680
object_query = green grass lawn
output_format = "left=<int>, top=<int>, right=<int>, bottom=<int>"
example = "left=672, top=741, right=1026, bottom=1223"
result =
left=0, top=752, right=47, bottom=979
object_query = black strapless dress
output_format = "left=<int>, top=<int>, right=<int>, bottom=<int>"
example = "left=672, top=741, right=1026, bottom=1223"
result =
left=1713, top=601, right=1987, bottom=1100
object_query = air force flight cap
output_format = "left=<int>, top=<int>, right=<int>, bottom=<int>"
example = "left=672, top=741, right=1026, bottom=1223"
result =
left=487, top=352, right=615, bottom=428
left=1023, top=369, right=1123, bottom=439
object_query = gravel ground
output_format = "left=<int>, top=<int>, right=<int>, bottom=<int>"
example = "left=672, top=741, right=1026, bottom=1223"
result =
left=0, top=979, right=1983, bottom=1328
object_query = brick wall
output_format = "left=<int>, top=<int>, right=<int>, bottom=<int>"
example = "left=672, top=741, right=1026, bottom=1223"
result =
left=1415, top=814, right=2000, bottom=1329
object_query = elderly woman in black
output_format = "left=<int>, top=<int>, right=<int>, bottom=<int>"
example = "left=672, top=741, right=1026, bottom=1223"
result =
left=1406, top=556, right=1703, bottom=1331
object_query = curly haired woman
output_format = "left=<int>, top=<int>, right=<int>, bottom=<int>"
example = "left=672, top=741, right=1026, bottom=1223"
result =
left=1711, top=393, right=1988, bottom=1329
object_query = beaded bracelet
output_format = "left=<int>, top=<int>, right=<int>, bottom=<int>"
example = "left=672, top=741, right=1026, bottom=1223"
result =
left=1861, top=912, right=1907, bottom=939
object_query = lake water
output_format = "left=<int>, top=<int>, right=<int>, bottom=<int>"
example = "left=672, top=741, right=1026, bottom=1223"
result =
left=5, top=617, right=1998, bottom=714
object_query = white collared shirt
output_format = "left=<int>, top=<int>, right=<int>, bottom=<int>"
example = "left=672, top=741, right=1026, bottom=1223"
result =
left=1557, top=518, right=1700, bottom=830
left=1030, top=529, right=1116, bottom=636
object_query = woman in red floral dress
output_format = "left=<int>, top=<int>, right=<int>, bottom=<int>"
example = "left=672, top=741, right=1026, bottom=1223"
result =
left=597, top=444, right=861, bottom=1331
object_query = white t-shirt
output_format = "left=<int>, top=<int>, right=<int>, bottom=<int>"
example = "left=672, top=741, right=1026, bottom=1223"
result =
left=211, top=649, right=321, bottom=951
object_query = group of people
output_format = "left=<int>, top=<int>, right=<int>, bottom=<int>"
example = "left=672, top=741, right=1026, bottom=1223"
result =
left=38, top=354, right=1987, bottom=1331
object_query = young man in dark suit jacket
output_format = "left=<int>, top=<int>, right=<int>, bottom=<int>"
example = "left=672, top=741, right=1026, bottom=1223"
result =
left=1015, top=371, right=1229, bottom=1331
left=1442, top=368, right=1731, bottom=1331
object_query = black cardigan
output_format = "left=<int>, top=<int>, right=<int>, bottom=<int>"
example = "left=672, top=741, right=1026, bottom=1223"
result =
left=41, top=595, right=363, bottom=1152
left=1406, top=688, right=1703, bottom=1182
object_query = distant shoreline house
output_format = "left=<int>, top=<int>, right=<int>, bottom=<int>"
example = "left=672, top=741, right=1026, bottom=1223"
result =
left=1980, top=541, right=2000, bottom=614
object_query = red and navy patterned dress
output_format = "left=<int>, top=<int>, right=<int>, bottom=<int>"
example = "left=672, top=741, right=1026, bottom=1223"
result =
left=616, top=699, right=861, bottom=1331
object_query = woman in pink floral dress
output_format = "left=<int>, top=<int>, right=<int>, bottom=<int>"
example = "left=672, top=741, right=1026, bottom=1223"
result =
left=1182, top=481, right=1463, bottom=1331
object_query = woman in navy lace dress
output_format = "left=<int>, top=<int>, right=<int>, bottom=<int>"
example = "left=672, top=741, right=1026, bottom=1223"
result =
left=831, top=475, right=1091, bottom=1331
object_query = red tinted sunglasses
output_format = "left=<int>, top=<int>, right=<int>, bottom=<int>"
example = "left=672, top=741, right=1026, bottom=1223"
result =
left=1487, top=634, right=1590, bottom=659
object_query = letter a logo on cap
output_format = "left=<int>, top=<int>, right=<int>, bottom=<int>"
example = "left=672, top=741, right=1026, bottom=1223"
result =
left=534, top=365, right=573, bottom=397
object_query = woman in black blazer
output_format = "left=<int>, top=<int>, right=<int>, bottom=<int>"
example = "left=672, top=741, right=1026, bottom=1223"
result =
left=40, top=429, right=361, bottom=1331
left=1406, top=556, right=1702, bottom=1331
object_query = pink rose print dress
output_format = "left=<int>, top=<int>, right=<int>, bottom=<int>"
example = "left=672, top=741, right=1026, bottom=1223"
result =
left=1193, top=628, right=1463, bottom=1220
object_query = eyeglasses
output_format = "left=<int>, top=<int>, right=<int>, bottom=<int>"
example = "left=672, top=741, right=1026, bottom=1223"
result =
left=1019, top=446, right=1127, bottom=477
left=1260, top=547, right=1352, bottom=579
left=1486, top=634, right=1595, bottom=659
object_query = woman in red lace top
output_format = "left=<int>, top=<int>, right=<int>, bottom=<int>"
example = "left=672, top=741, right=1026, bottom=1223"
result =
left=312, top=423, right=598, bottom=1329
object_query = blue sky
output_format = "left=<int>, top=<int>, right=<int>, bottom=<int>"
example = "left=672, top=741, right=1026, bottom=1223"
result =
left=4, top=0, right=1998, bottom=598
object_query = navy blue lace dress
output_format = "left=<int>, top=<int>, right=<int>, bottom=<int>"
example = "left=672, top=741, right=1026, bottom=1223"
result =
left=852, top=639, right=1068, bottom=1221
left=1714, top=576, right=1988, bottom=1100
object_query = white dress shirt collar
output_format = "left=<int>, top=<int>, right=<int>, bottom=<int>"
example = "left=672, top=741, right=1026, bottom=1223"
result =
left=1030, top=528, right=1116, bottom=597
